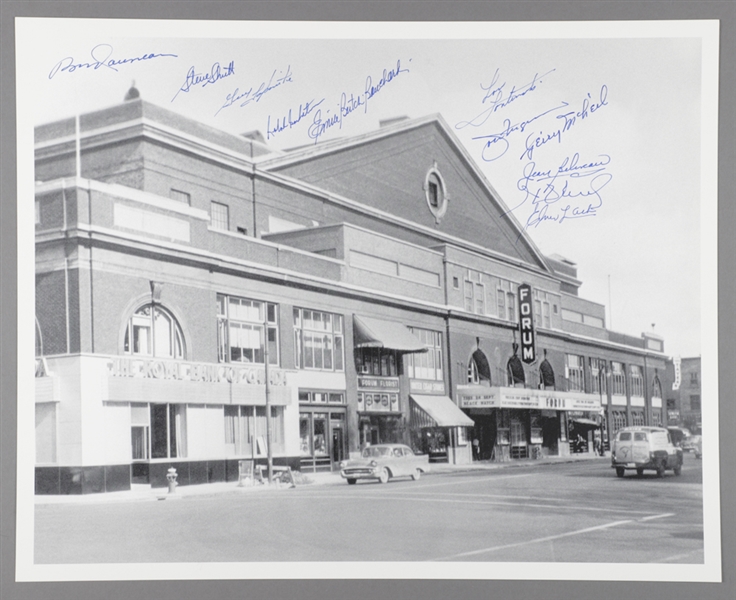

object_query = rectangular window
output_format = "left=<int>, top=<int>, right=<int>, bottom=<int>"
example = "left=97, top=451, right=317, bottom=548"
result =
left=169, top=188, right=191, bottom=204
left=533, top=290, right=552, bottom=329
left=210, top=201, right=229, bottom=231
left=631, top=410, right=645, bottom=427
left=589, top=358, right=607, bottom=395
left=690, top=372, right=699, bottom=385
left=356, top=347, right=398, bottom=377
left=294, top=308, right=344, bottom=371
left=506, top=291, right=516, bottom=322
left=566, top=354, right=585, bottom=392
left=612, top=410, right=628, bottom=432
left=150, top=403, right=187, bottom=459
left=463, top=280, right=474, bottom=312
left=690, top=395, right=701, bottom=410
left=407, top=328, right=443, bottom=381
left=611, top=362, right=626, bottom=396
left=629, top=365, right=644, bottom=397
left=217, top=294, right=279, bottom=365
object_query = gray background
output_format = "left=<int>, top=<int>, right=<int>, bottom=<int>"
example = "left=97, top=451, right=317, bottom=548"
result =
left=1, top=1, right=733, bottom=599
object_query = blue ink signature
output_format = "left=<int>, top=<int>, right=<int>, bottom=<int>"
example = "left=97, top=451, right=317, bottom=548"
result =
left=505, top=153, right=613, bottom=230
left=471, top=102, right=569, bottom=162
left=215, top=65, right=293, bottom=116
left=307, top=59, right=410, bottom=144
left=521, top=85, right=609, bottom=161
left=171, top=61, right=235, bottom=102
left=49, top=44, right=178, bottom=79
left=266, top=99, right=325, bottom=140
left=456, top=68, right=556, bottom=130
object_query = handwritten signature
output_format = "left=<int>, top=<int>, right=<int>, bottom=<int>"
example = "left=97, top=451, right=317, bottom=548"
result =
left=49, top=44, right=178, bottom=79
left=521, top=85, right=609, bottom=161
left=507, top=153, right=613, bottom=229
left=266, top=99, right=325, bottom=140
left=306, top=58, right=410, bottom=144
left=215, top=65, right=293, bottom=116
left=456, top=68, right=556, bottom=130
left=471, top=102, right=569, bottom=162
left=172, top=61, right=235, bottom=102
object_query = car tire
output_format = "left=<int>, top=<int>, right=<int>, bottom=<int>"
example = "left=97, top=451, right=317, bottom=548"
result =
left=616, top=467, right=625, bottom=478
left=411, top=469, right=421, bottom=481
left=378, top=468, right=390, bottom=484
left=674, top=464, right=682, bottom=476
left=656, top=462, right=666, bottom=478
left=636, top=468, right=644, bottom=477
left=347, top=478, right=357, bottom=485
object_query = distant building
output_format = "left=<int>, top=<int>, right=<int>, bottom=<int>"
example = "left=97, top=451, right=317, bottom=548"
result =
left=663, top=356, right=702, bottom=433
left=33, top=88, right=668, bottom=494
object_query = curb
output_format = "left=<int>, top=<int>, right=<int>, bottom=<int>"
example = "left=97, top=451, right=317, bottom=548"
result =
left=35, top=454, right=610, bottom=505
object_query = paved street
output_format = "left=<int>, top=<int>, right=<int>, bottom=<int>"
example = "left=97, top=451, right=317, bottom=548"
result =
left=34, top=454, right=704, bottom=564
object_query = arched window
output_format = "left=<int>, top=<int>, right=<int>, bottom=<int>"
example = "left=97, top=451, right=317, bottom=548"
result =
left=124, top=304, right=185, bottom=359
left=467, top=349, right=491, bottom=386
left=652, top=376, right=662, bottom=399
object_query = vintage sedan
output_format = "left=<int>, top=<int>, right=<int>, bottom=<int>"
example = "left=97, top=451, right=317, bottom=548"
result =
left=340, top=444, right=430, bottom=484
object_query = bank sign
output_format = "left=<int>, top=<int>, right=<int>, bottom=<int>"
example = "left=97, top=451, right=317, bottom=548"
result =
left=518, top=284, right=535, bottom=364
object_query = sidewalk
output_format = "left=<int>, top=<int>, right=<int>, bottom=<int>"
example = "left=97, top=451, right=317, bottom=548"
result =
left=34, top=452, right=610, bottom=505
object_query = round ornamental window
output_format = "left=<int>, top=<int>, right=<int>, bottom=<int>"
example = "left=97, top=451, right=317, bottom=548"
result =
left=424, top=166, right=448, bottom=223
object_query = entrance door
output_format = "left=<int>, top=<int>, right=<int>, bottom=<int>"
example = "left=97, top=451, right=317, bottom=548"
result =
left=510, top=419, right=528, bottom=459
left=300, top=412, right=332, bottom=472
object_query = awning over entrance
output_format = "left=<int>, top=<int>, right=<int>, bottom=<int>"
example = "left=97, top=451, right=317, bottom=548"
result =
left=410, top=395, right=475, bottom=428
left=353, top=315, right=427, bottom=353
left=570, top=418, right=600, bottom=429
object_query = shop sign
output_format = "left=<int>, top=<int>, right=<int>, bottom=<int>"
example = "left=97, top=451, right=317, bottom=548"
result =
left=518, top=284, right=536, bottom=364
left=409, top=380, right=445, bottom=394
left=485, top=387, right=602, bottom=411
left=458, top=391, right=499, bottom=408
left=672, top=356, right=681, bottom=390
left=108, top=357, right=289, bottom=386
left=358, top=376, right=400, bottom=390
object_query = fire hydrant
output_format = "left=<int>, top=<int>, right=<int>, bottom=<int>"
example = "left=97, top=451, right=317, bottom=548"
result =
left=166, top=467, right=178, bottom=494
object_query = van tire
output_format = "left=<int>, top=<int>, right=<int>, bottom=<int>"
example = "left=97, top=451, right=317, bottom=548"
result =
left=656, top=462, right=666, bottom=478
left=616, top=467, right=625, bottom=478
left=674, top=464, right=682, bottom=476
left=636, top=468, right=644, bottom=477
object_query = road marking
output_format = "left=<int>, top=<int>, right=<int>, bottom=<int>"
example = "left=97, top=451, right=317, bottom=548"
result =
left=638, top=513, right=675, bottom=522
left=432, top=519, right=635, bottom=561
left=289, top=491, right=661, bottom=517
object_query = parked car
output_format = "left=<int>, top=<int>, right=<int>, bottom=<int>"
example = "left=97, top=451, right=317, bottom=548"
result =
left=340, top=444, right=429, bottom=484
left=682, top=435, right=702, bottom=458
left=611, top=426, right=683, bottom=478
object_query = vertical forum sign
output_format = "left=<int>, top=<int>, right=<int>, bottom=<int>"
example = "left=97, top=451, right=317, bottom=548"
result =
left=518, top=284, right=536, bottom=364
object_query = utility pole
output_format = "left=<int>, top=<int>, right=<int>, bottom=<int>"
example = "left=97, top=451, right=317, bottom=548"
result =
left=264, top=307, right=273, bottom=484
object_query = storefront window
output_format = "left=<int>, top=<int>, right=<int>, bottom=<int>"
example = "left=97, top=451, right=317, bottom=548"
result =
left=217, top=294, right=278, bottom=365
left=224, top=405, right=284, bottom=456
left=407, top=328, right=443, bottom=380
left=294, top=308, right=344, bottom=371
left=124, top=304, right=185, bottom=359
left=150, top=403, right=187, bottom=459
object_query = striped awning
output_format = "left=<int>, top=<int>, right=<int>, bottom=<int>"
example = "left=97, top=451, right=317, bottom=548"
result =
left=410, top=395, right=474, bottom=428
left=353, top=315, right=427, bottom=353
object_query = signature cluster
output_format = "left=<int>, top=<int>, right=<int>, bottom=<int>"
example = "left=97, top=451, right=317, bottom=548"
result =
left=455, top=68, right=613, bottom=231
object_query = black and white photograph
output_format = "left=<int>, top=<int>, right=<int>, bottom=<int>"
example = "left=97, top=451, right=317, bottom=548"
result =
left=13, top=16, right=721, bottom=583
